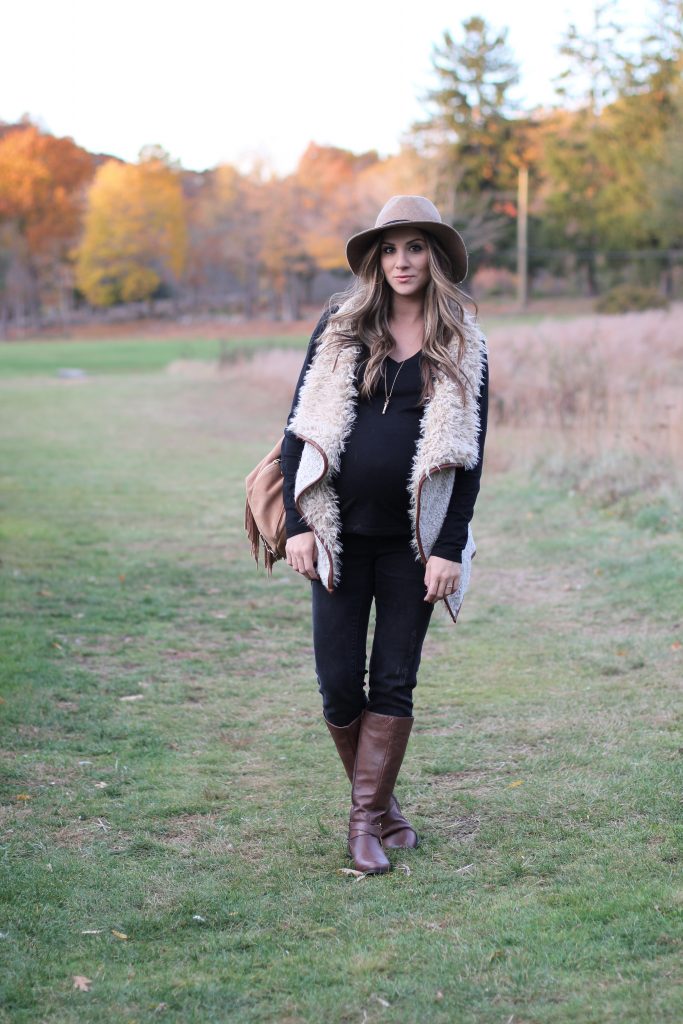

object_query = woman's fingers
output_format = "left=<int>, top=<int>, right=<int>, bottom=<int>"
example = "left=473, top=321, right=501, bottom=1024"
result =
left=301, top=555, right=319, bottom=580
left=424, top=568, right=461, bottom=602
left=285, top=534, right=319, bottom=580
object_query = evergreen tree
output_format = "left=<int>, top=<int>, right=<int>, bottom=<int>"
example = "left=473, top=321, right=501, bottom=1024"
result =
left=414, top=16, right=521, bottom=267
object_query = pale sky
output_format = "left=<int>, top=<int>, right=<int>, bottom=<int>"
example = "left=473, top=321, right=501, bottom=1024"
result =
left=3, top=0, right=651, bottom=174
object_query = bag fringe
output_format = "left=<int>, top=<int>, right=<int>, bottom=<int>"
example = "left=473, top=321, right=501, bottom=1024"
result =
left=245, top=498, right=279, bottom=574
left=244, top=500, right=261, bottom=565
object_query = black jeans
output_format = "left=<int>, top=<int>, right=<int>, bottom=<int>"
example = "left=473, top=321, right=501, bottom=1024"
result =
left=311, top=533, right=434, bottom=726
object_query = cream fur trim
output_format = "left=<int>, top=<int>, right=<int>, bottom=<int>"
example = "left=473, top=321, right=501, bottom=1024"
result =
left=288, top=322, right=360, bottom=586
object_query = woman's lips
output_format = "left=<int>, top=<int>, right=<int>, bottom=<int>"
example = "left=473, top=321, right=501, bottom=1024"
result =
left=395, top=276, right=413, bottom=282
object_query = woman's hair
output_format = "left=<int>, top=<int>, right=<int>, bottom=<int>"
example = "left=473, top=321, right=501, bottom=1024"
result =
left=326, top=231, right=479, bottom=405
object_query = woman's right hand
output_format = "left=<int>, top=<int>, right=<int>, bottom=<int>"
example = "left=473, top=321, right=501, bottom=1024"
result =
left=285, top=531, right=320, bottom=581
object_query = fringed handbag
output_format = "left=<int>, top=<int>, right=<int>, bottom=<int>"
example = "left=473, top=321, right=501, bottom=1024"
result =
left=244, top=438, right=287, bottom=574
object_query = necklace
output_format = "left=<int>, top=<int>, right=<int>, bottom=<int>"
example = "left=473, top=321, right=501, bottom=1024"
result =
left=382, top=357, right=406, bottom=414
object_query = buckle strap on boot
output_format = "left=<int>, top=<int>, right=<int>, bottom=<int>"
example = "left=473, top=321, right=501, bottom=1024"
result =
left=348, top=814, right=382, bottom=842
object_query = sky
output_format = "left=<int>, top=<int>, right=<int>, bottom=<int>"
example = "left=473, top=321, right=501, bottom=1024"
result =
left=3, top=0, right=653, bottom=174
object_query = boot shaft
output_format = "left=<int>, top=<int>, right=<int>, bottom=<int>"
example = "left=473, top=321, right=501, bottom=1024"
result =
left=350, top=711, right=413, bottom=834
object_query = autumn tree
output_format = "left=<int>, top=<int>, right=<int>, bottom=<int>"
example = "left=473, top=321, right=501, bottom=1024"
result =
left=76, top=150, right=186, bottom=307
left=293, top=143, right=381, bottom=272
left=0, top=122, right=94, bottom=325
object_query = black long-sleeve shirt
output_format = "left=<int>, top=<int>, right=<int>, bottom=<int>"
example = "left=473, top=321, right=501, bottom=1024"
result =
left=281, top=311, right=488, bottom=563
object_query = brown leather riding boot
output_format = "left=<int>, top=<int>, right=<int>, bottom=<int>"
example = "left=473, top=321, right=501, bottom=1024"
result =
left=324, top=715, right=419, bottom=850
left=348, top=711, right=414, bottom=874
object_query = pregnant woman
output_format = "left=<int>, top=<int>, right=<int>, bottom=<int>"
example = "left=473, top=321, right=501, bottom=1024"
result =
left=280, top=196, right=489, bottom=875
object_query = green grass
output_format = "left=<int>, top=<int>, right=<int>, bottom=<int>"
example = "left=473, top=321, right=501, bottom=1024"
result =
left=0, top=307, right=566, bottom=377
left=1, top=349, right=681, bottom=1023
left=0, top=334, right=308, bottom=376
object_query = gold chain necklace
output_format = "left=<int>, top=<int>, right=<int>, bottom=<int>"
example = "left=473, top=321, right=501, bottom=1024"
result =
left=382, top=357, right=407, bottom=415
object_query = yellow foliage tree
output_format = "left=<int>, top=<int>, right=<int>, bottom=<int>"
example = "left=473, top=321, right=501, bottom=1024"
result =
left=76, top=154, right=187, bottom=306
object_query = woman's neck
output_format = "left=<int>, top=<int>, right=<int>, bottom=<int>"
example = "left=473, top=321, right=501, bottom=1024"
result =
left=387, top=293, right=425, bottom=360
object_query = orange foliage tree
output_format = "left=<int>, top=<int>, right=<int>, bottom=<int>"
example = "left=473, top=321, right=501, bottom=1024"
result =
left=0, top=122, right=94, bottom=323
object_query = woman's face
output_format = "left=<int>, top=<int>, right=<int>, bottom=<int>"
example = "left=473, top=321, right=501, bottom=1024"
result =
left=380, top=227, right=431, bottom=297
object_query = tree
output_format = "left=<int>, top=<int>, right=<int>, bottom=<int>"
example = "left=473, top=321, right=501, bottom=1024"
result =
left=0, top=122, right=94, bottom=322
left=539, top=1, right=633, bottom=292
left=294, top=143, right=380, bottom=271
left=76, top=154, right=186, bottom=307
left=413, top=16, right=521, bottom=269
left=417, top=18, right=519, bottom=194
left=538, top=0, right=683, bottom=291
left=649, top=85, right=683, bottom=253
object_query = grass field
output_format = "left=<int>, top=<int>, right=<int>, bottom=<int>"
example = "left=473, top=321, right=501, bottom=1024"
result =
left=1, top=331, right=682, bottom=1023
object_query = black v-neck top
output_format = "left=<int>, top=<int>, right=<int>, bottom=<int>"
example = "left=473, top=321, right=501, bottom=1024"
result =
left=333, top=351, right=424, bottom=536
left=280, top=311, right=488, bottom=563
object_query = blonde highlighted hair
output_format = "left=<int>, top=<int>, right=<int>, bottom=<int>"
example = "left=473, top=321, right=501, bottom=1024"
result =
left=327, top=232, right=479, bottom=405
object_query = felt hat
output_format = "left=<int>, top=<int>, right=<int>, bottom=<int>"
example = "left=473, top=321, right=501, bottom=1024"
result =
left=345, top=195, right=468, bottom=282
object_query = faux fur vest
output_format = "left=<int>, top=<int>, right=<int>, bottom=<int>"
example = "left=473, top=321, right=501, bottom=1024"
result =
left=287, top=315, right=487, bottom=623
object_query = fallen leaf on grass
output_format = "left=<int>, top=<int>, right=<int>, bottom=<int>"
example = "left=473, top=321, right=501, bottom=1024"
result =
left=671, top=642, right=681, bottom=651
left=119, top=694, right=144, bottom=702
left=338, top=867, right=366, bottom=879
left=15, top=794, right=31, bottom=801
left=37, top=589, right=54, bottom=597
left=111, top=929, right=128, bottom=940
left=395, top=863, right=411, bottom=876
left=93, top=782, right=108, bottom=789
left=372, top=994, right=390, bottom=1007
left=72, top=975, right=92, bottom=991
left=505, top=780, right=524, bottom=789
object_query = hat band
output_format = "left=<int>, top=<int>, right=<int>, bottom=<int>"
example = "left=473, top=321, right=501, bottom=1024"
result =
left=378, top=217, right=441, bottom=228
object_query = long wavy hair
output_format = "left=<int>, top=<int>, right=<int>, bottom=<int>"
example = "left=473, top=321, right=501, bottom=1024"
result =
left=326, top=231, right=479, bottom=405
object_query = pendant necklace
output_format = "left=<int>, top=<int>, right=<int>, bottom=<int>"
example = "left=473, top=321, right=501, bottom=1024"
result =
left=382, top=357, right=406, bottom=414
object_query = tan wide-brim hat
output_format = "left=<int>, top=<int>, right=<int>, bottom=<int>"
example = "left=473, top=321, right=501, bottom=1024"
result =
left=346, top=195, right=468, bottom=282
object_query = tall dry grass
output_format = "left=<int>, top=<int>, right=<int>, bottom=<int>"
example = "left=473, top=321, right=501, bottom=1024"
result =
left=487, top=305, right=683, bottom=523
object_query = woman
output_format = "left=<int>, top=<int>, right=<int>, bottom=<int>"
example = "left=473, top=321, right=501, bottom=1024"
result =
left=280, top=196, right=488, bottom=875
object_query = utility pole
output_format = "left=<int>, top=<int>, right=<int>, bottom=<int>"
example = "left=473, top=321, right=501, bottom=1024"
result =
left=517, top=164, right=529, bottom=309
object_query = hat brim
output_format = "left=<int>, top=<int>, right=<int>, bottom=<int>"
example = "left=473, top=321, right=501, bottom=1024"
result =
left=346, top=221, right=468, bottom=283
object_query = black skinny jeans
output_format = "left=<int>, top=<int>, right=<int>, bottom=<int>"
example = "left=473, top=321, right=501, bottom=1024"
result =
left=311, top=533, right=434, bottom=726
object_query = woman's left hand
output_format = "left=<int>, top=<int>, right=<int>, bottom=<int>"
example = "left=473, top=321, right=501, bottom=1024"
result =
left=424, top=555, right=461, bottom=603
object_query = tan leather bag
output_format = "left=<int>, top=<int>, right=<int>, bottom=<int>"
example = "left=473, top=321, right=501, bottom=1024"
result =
left=244, top=438, right=287, bottom=573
